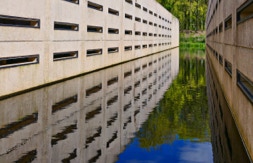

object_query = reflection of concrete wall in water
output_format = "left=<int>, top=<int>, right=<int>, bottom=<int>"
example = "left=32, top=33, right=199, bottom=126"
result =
left=0, top=49, right=179, bottom=162
left=0, top=0, right=179, bottom=98
left=206, top=0, right=253, bottom=160
left=206, top=58, right=251, bottom=163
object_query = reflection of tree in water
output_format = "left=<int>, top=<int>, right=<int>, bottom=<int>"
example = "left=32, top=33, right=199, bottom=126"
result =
left=137, top=49, right=210, bottom=149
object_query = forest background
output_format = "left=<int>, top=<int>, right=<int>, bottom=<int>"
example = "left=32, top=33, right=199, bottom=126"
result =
left=156, top=0, right=208, bottom=48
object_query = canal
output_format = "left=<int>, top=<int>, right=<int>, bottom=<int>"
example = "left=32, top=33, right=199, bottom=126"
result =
left=0, top=47, right=250, bottom=162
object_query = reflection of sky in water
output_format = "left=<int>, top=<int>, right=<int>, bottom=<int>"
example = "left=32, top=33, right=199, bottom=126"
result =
left=117, top=137, right=213, bottom=163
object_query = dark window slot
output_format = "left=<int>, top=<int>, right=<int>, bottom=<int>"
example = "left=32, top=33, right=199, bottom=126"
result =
left=149, top=10, right=153, bottom=15
left=52, top=95, right=78, bottom=113
left=88, top=1, right=103, bottom=11
left=124, top=71, right=132, bottom=78
left=134, top=93, right=140, bottom=102
left=142, top=100, right=147, bottom=107
left=86, top=84, right=102, bottom=97
left=154, top=23, right=157, bottom=27
left=124, top=46, right=132, bottom=51
left=225, top=15, right=232, bottom=30
left=154, top=34, right=157, bottom=37
left=0, top=15, right=40, bottom=28
left=135, top=31, right=141, bottom=35
left=108, top=28, right=119, bottom=34
left=142, top=44, right=147, bottom=49
left=159, top=43, right=161, bottom=46
left=125, top=14, right=133, bottom=20
left=135, top=17, right=141, bottom=22
left=63, top=0, right=79, bottom=4
left=219, top=22, right=223, bottom=32
left=148, top=94, right=152, bottom=101
left=143, top=19, right=147, bottom=24
left=134, top=67, right=140, bottom=73
left=107, top=77, right=118, bottom=86
left=154, top=44, right=157, bottom=47
left=159, top=34, right=161, bottom=37
left=108, top=8, right=119, bottom=16
left=143, top=7, right=148, bottom=12
left=87, top=25, right=103, bottom=33
left=107, top=113, right=118, bottom=127
left=87, top=49, right=103, bottom=56
left=149, top=62, right=152, bottom=66
left=107, top=95, right=118, bottom=107
left=62, top=149, right=77, bottom=163
left=124, top=102, right=132, bottom=111
left=135, top=45, right=141, bottom=49
left=159, top=25, right=161, bottom=28
left=142, top=76, right=147, bottom=82
left=134, top=81, right=140, bottom=87
left=153, top=89, right=157, bottom=95
left=108, top=47, right=119, bottom=54
left=0, top=55, right=39, bottom=69
left=0, top=113, right=38, bottom=139
left=149, top=33, right=153, bottom=36
left=106, top=132, right=118, bottom=148
left=124, top=86, right=132, bottom=95
left=86, top=106, right=102, bottom=121
left=135, top=3, right=141, bottom=8
left=149, top=21, right=153, bottom=26
left=51, top=123, right=77, bottom=146
left=53, top=51, right=78, bottom=61
left=142, top=32, right=147, bottom=36
left=88, top=150, right=102, bottom=163
left=134, top=109, right=140, bottom=116
left=149, top=44, right=153, bottom=47
left=225, top=60, right=232, bottom=76
left=14, top=150, right=37, bottom=163
left=219, top=55, right=223, bottom=65
left=237, top=1, right=253, bottom=23
left=123, top=117, right=132, bottom=129
left=85, top=127, right=102, bottom=148
left=154, top=13, right=157, bottom=17
left=237, top=70, right=253, bottom=102
left=142, top=64, right=147, bottom=69
left=125, top=0, right=133, bottom=5
left=54, top=22, right=78, bottom=31
left=125, top=30, right=132, bottom=35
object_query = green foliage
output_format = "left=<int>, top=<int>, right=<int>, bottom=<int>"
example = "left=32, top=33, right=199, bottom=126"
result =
left=157, top=0, right=208, bottom=31
left=137, top=49, right=210, bottom=149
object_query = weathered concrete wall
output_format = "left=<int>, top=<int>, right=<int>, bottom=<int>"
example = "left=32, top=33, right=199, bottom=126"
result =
left=0, top=0, right=179, bottom=98
left=206, top=0, right=253, bottom=160
left=0, top=48, right=179, bottom=162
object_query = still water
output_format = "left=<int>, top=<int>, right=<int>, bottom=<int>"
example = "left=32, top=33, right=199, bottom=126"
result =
left=0, top=47, right=250, bottom=162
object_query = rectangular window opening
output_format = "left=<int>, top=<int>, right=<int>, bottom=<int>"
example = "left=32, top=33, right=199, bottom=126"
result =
left=142, top=44, right=147, bottom=49
left=53, top=51, right=78, bottom=61
left=225, top=15, right=232, bottom=30
left=108, top=8, right=119, bottom=16
left=0, top=15, right=40, bottom=28
left=225, top=60, right=232, bottom=76
left=124, top=71, right=132, bottom=78
left=86, top=83, right=102, bottom=97
left=135, top=45, right=141, bottom=49
left=125, top=14, right=133, bottom=20
left=237, top=1, right=253, bottom=23
left=125, top=0, right=133, bottom=5
left=107, top=77, right=118, bottom=86
left=87, top=25, right=103, bottom=33
left=54, top=22, right=78, bottom=31
left=219, top=22, right=223, bottom=32
left=124, top=46, right=132, bottom=51
left=135, top=3, right=141, bottom=9
left=0, top=55, right=39, bottom=69
left=237, top=70, right=253, bottom=102
left=87, top=49, right=103, bottom=56
left=108, top=28, right=119, bottom=34
left=63, top=0, right=79, bottom=4
left=108, top=47, right=119, bottom=54
left=135, top=17, right=141, bottom=22
left=149, top=10, right=153, bottom=15
left=135, top=31, right=141, bottom=35
left=88, top=1, right=103, bottom=11
left=125, top=30, right=132, bottom=35
left=52, top=95, right=78, bottom=113
left=142, top=32, right=147, bottom=36
left=143, top=7, right=148, bottom=12
left=219, top=54, right=223, bottom=65
left=143, top=19, right=147, bottom=24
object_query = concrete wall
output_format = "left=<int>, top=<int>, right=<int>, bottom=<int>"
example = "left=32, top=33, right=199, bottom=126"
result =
left=206, top=0, right=253, bottom=160
left=0, top=48, right=179, bottom=162
left=0, top=0, right=179, bottom=98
